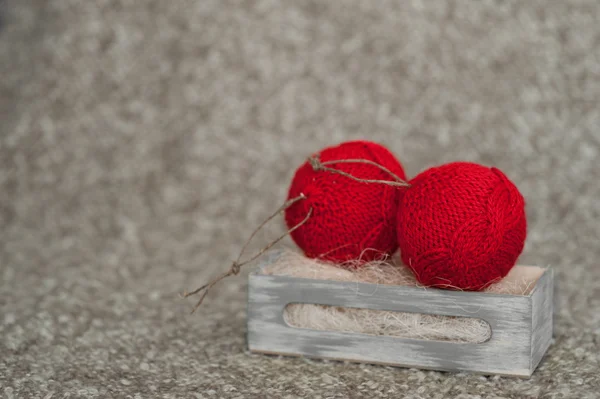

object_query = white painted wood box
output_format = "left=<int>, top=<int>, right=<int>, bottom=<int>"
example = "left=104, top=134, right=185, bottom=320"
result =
left=247, top=251, right=554, bottom=377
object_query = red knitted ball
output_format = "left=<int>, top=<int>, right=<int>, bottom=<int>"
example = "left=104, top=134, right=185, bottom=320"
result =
left=397, top=162, right=527, bottom=290
left=285, top=140, right=407, bottom=264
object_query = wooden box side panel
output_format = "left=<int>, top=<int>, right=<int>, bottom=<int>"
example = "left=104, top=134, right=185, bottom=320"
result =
left=247, top=273, right=535, bottom=377
left=530, top=268, right=554, bottom=371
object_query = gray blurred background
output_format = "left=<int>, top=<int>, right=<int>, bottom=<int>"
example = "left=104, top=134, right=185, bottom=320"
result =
left=1, top=1, right=599, bottom=397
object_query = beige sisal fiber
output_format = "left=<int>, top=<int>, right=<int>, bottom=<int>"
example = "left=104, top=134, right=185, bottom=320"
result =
left=261, top=250, right=544, bottom=343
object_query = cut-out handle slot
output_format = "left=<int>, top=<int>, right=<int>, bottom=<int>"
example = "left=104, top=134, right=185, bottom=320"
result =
left=283, top=303, right=492, bottom=344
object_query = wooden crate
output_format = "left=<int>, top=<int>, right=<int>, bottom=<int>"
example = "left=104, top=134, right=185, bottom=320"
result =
left=247, top=251, right=554, bottom=377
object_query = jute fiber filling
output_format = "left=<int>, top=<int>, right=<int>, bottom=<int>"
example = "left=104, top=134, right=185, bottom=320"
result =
left=261, top=250, right=543, bottom=343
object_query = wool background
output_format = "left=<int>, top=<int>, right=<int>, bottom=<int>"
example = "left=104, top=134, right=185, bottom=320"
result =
left=1, top=1, right=599, bottom=398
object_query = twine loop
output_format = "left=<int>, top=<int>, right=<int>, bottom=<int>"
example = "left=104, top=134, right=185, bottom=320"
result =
left=307, top=155, right=410, bottom=188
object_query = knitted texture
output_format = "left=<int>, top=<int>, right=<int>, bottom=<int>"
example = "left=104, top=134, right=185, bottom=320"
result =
left=397, top=162, right=527, bottom=290
left=285, top=141, right=407, bottom=264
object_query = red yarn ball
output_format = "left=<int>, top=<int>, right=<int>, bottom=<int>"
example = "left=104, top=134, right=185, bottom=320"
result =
left=397, top=162, right=527, bottom=290
left=285, top=141, right=407, bottom=264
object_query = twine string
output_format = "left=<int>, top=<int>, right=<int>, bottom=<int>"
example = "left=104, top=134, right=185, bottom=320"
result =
left=308, top=155, right=411, bottom=187
left=182, top=194, right=312, bottom=314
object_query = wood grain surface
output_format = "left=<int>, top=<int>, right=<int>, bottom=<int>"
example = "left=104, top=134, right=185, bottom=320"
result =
left=248, top=251, right=554, bottom=377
